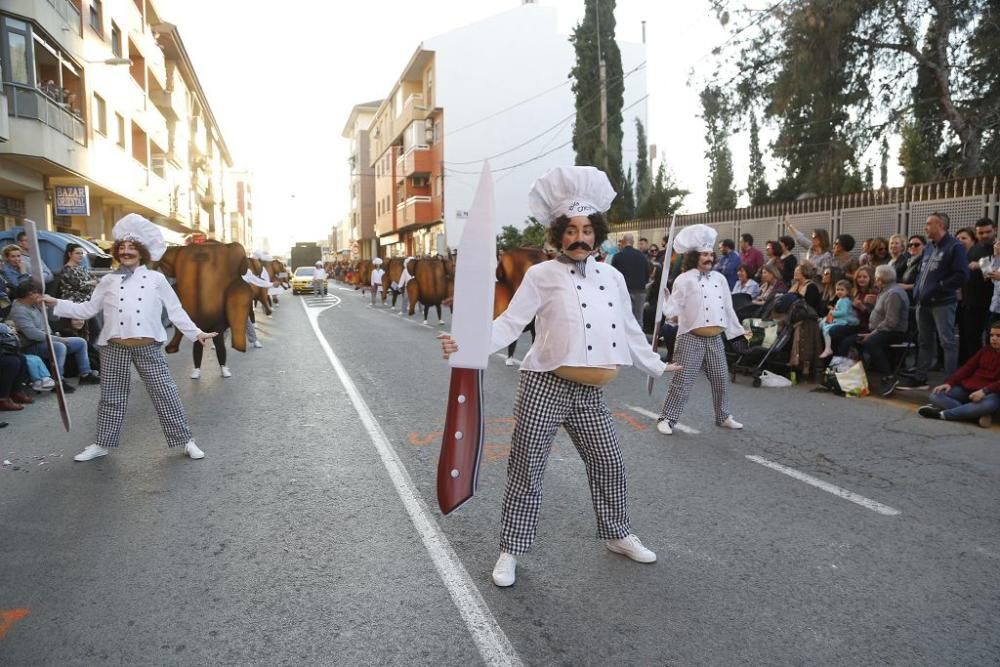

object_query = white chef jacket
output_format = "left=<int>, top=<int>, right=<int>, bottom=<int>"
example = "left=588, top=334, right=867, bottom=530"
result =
left=490, top=256, right=666, bottom=377
left=243, top=269, right=272, bottom=289
left=52, top=266, right=203, bottom=345
left=371, top=268, right=385, bottom=287
left=664, top=268, right=745, bottom=339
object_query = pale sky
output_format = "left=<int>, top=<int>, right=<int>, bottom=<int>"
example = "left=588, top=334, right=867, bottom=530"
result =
left=165, top=1, right=745, bottom=254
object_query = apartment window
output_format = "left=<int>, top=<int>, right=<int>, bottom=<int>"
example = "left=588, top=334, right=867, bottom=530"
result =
left=111, top=22, right=121, bottom=57
left=115, top=112, right=125, bottom=147
left=4, top=22, right=30, bottom=84
left=89, top=0, right=103, bottom=35
left=92, top=93, right=106, bottom=135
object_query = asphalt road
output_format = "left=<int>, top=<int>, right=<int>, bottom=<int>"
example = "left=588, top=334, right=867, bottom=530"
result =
left=2, top=281, right=998, bottom=666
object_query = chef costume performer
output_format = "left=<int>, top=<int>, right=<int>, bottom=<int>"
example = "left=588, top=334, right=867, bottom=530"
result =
left=369, top=257, right=384, bottom=307
left=656, top=224, right=746, bottom=435
left=261, top=252, right=282, bottom=307
left=242, top=258, right=272, bottom=348
left=440, top=166, right=680, bottom=588
left=43, top=214, right=217, bottom=462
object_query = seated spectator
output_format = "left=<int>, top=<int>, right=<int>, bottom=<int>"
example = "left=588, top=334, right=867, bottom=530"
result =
left=752, top=263, right=786, bottom=306
left=1, top=244, right=30, bottom=291
left=861, top=237, right=890, bottom=267
left=831, top=234, right=860, bottom=279
left=789, top=262, right=824, bottom=316
left=851, top=266, right=881, bottom=331
left=819, top=265, right=844, bottom=312
left=0, top=322, right=33, bottom=410
left=732, top=264, right=760, bottom=299
left=9, top=281, right=99, bottom=392
left=762, top=241, right=784, bottom=282
left=918, top=321, right=1000, bottom=427
left=858, top=265, right=911, bottom=395
left=820, top=280, right=859, bottom=358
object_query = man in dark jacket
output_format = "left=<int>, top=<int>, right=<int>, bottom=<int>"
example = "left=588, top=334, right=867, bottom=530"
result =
left=960, top=217, right=997, bottom=363
left=903, top=212, right=970, bottom=387
left=610, top=233, right=650, bottom=324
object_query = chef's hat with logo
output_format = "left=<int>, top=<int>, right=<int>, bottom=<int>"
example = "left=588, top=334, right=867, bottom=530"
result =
left=528, top=166, right=617, bottom=224
left=112, top=213, right=167, bottom=261
left=673, top=224, right=717, bottom=254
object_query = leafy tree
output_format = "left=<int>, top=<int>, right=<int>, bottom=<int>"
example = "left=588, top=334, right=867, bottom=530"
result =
left=521, top=219, right=548, bottom=248
left=634, top=118, right=652, bottom=211
left=637, top=163, right=688, bottom=219
left=712, top=0, right=999, bottom=189
left=496, top=225, right=523, bottom=252
left=747, top=111, right=770, bottom=205
left=621, top=166, right=636, bottom=220
left=701, top=85, right=737, bottom=211
left=570, top=0, right=627, bottom=220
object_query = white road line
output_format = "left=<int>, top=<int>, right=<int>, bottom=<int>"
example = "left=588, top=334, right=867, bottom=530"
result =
left=625, top=405, right=701, bottom=435
left=300, top=299, right=521, bottom=666
left=745, top=455, right=901, bottom=516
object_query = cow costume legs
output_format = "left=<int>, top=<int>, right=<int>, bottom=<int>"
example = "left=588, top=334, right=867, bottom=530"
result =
left=500, top=373, right=630, bottom=555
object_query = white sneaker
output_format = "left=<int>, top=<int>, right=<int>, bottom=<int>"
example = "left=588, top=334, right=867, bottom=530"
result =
left=183, top=440, right=205, bottom=459
left=606, top=534, right=657, bottom=563
left=190, top=368, right=201, bottom=379
left=656, top=420, right=673, bottom=435
left=492, top=553, right=517, bottom=587
left=438, top=320, right=446, bottom=325
left=220, top=366, right=232, bottom=378
left=74, top=444, right=108, bottom=462
left=505, top=357, right=515, bottom=367
left=31, top=379, right=53, bottom=392
left=252, top=340, right=263, bottom=349
left=41, top=377, right=56, bottom=389
left=720, top=416, right=743, bottom=430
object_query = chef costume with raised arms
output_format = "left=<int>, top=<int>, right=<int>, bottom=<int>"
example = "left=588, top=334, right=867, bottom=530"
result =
left=489, top=166, right=669, bottom=558
left=51, top=214, right=209, bottom=454
left=658, top=224, right=745, bottom=430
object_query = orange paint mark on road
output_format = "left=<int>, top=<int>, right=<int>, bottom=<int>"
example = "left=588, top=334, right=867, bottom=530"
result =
left=484, top=442, right=511, bottom=463
left=409, top=431, right=442, bottom=446
left=0, top=608, right=29, bottom=639
left=612, top=411, right=647, bottom=431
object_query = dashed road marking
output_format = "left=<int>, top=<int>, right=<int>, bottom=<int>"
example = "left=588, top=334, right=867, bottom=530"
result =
left=301, top=298, right=521, bottom=667
left=626, top=405, right=701, bottom=434
left=745, top=455, right=901, bottom=516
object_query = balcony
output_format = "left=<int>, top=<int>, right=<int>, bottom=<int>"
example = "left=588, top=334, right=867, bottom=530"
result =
left=401, top=146, right=433, bottom=178
left=392, top=93, right=430, bottom=139
left=395, top=196, right=435, bottom=230
left=3, top=83, right=84, bottom=145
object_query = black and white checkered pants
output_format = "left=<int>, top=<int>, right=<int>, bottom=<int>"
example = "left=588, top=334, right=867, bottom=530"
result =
left=96, top=342, right=192, bottom=449
left=500, top=371, right=631, bottom=555
left=659, top=332, right=732, bottom=426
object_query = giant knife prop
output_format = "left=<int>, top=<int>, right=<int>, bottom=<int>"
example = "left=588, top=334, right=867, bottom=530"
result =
left=24, top=219, right=72, bottom=431
left=647, top=214, right=677, bottom=395
left=437, top=162, right=496, bottom=515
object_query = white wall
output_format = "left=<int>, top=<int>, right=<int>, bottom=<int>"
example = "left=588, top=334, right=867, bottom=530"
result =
left=427, top=3, right=646, bottom=246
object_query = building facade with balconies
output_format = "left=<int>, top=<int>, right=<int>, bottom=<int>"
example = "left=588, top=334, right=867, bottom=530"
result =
left=366, top=3, right=646, bottom=252
left=0, top=0, right=235, bottom=245
left=341, top=100, right=380, bottom=260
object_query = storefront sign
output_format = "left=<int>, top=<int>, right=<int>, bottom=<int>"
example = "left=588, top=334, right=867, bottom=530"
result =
left=53, top=186, right=90, bottom=216
left=379, top=233, right=400, bottom=246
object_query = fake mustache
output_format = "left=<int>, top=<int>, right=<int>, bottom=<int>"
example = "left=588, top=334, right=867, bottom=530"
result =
left=566, top=241, right=594, bottom=252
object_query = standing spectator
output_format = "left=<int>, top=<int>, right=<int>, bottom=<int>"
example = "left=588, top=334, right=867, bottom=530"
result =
left=638, top=237, right=649, bottom=254
left=15, top=231, right=53, bottom=284
left=785, top=216, right=832, bottom=270
left=738, top=233, right=765, bottom=279
left=858, top=265, right=910, bottom=395
left=831, top=234, right=860, bottom=279
left=763, top=241, right=784, bottom=282
left=610, top=233, right=651, bottom=325
left=861, top=237, right=890, bottom=267
left=900, top=212, right=970, bottom=388
left=888, top=234, right=909, bottom=281
left=778, top=235, right=798, bottom=286
left=959, top=217, right=997, bottom=363
left=712, top=238, right=740, bottom=289
left=918, top=321, right=1000, bottom=427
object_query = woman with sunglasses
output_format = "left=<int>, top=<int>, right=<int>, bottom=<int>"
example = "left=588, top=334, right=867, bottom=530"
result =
left=899, top=235, right=926, bottom=296
left=784, top=215, right=832, bottom=271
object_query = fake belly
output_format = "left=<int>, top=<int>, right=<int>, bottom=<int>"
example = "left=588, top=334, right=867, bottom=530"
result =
left=553, top=365, right=619, bottom=386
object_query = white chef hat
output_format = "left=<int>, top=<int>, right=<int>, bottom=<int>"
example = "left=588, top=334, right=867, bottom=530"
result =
left=371, top=257, right=383, bottom=266
left=112, top=213, right=167, bottom=261
left=673, top=224, right=718, bottom=254
left=261, top=252, right=272, bottom=261
left=528, top=166, right=617, bottom=224
left=252, top=250, right=262, bottom=260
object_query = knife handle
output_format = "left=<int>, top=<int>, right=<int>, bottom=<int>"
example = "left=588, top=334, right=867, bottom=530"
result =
left=437, top=367, right=484, bottom=515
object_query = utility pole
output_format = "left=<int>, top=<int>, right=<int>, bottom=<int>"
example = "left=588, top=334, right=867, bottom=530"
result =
left=596, top=0, right=608, bottom=172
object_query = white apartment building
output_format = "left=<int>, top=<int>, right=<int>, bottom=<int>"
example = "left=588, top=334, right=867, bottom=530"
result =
left=366, top=2, right=646, bottom=254
left=0, top=0, right=233, bottom=244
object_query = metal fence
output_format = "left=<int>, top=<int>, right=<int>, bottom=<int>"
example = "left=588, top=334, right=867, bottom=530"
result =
left=610, top=177, right=1000, bottom=255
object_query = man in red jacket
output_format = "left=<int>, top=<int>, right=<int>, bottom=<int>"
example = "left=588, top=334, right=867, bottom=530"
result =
left=919, top=321, right=1000, bottom=427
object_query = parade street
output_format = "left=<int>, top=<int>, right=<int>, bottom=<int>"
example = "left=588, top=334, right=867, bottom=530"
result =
left=1, top=285, right=998, bottom=666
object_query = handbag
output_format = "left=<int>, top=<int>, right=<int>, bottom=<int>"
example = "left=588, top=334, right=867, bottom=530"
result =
left=0, top=325, right=19, bottom=355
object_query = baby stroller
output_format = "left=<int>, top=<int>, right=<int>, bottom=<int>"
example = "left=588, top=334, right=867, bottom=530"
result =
left=727, top=294, right=802, bottom=387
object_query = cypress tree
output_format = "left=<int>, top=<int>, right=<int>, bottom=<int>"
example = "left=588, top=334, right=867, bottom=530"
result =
left=634, top=118, right=652, bottom=211
left=747, top=112, right=770, bottom=205
left=701, top=85, right=737, bottom=211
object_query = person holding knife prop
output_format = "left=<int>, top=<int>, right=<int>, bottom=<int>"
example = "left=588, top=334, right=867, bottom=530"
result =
left=42, top=214, right=217, bottom=462
left=439, top=166, right=680, bottom=587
